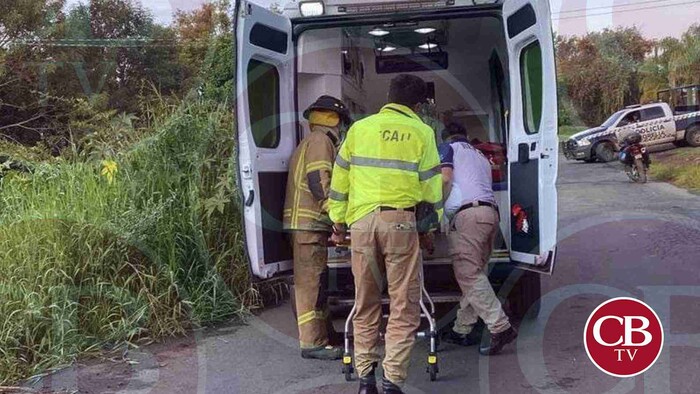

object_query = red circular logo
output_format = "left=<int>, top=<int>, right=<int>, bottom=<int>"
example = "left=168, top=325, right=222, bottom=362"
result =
left=584, top=297, right=664, bottom=377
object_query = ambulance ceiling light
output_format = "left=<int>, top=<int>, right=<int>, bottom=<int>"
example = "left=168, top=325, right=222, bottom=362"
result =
left=380, top=46, right=396, bottom=52
left=419, top=43, right=438, bottom=49
left=299, top=1, right=325, bottom=17
left=369, top=28, right=390, bottom=37
left=415, top=27, right=436, bottom=34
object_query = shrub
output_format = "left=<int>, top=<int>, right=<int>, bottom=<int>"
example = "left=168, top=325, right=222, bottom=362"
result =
left=0, top=99, right=251, bottom=384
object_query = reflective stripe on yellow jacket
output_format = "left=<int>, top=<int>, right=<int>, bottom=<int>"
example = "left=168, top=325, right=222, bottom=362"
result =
left=283, top=125, right=339, bottom=231
left=328, top=104, right=443, bottom=226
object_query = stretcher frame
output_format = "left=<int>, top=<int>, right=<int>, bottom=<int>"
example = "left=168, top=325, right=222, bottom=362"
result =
left=340, top=255, right=440, bottom=382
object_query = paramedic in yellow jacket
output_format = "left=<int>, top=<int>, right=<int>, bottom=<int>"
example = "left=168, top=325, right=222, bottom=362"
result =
left=328, top=75, right=443, bottom=394
left=283, top=95, right=351, bottom=360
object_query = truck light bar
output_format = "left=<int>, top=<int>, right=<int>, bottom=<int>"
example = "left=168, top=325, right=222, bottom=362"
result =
left=338, top=0, right=455, bottom=14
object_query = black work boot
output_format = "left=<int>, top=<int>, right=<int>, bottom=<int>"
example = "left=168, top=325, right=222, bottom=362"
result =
left=301, top=345, right=343, bottom=360
left=479, top=326, right=518, bottom=356
left=381, top=377, right=404, bottom=394
left=358, top=363, right=378, bottom=394
left=442, top=329, right=480, bottom=347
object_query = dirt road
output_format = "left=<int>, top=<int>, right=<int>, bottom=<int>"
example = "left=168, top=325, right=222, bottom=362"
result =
left=31, top=154, right=700, bottom=393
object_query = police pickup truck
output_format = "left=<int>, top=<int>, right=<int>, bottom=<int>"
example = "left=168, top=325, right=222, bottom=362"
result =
left=562, top=102, right=700, bottom=162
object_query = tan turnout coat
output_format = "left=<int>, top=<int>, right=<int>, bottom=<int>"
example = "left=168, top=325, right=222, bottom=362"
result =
left=283, top=125, right=340, bottom=232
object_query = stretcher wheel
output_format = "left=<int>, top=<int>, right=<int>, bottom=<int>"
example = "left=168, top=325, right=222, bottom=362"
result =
left=428, top=364, right=438, bottom=381
left=343, top=364, right=353, bottom=381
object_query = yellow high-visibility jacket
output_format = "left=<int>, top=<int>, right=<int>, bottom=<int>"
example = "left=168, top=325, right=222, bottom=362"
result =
left=329, top=104, right=443, bottom=226
left=283, top=125, right=340, bottom=231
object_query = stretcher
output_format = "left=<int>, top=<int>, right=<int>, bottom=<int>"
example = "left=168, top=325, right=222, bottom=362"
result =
left=338, top=253, right=441, bottom=382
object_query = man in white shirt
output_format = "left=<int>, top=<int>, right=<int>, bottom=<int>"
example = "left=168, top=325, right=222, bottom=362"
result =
left=438, top=123, right=517, bottom=356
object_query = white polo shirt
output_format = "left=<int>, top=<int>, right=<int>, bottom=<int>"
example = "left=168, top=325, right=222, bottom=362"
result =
left=438, top=136, right=496, bottom=218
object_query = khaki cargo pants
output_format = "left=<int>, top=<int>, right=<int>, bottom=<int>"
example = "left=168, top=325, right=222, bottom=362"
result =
left=448, top=206, right=510, bottom=335
left=350, top=209, right=421, bottom=386
left=292, top=231, right=331, bottom=349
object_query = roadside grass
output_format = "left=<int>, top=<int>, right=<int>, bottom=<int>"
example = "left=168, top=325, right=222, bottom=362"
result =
left=558, top=125, right=588, bottom=141
left=650, top=147, right=700, bottom=193
left=0, top=100, right=254, bottom=384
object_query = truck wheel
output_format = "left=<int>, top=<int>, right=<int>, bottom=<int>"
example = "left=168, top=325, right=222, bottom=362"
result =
left=594, top=142, right=616, bottom=162
left=506, top=269, right=542, bottom=321
left=685, top=125, right=700, bottom=147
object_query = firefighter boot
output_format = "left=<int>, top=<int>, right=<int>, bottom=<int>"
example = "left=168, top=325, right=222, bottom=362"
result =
left=301, top=345, right=343, bottom=360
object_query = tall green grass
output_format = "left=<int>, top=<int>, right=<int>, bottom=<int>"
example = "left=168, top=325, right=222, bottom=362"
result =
left=0, top=100, right=253, bottom=384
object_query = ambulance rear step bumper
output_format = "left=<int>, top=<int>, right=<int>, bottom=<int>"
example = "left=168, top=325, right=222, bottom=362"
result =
left=327, top=250, right=510, bottom=269
left=328, top=292, right=462, bottom=306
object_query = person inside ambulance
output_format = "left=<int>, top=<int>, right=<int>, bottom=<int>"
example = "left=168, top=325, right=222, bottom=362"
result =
left=328, top=75, right=443, bottom=394
left=438, top=122, right=518, bottom=356
left=282, top=95, right=352, bottom=360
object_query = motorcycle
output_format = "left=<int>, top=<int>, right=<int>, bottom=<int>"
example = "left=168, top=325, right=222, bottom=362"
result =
left=618, top=132, right=650, bottom=183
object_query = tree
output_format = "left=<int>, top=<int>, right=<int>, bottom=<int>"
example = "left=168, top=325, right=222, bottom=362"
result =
left=556, top=28, right=652, bottom=126
left=639, top=25, right=700, bottom=102
left=0, top=0, right=66, bottom=145
left=173, top=1, right=232, bottom=96
left=668, top=25, right=700, bottom=86
left=1, top=0, right=187, bottom=152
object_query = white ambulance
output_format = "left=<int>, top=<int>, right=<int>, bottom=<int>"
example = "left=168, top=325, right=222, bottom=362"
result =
left=235, top=0, right=559, bottom=319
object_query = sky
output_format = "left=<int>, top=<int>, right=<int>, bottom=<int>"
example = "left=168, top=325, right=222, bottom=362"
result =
left=63, top=0, right=700, bottom=39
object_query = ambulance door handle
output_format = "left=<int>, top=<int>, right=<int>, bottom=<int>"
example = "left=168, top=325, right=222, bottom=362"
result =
left=245, top=189, right=255, bottom=207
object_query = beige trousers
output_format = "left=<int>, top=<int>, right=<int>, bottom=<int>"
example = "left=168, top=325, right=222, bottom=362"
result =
left=292, top=231, right=330, bottom=349
left=448, top=206, right=510, bottom=335
left=350, top=209, right=421, bottom=386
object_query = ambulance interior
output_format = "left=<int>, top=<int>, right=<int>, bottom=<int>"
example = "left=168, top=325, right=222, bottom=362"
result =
left=295, top=16, right=511, bottom=259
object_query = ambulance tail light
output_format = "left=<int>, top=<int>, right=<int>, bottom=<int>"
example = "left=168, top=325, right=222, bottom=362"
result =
left=300, top=1, right=325, bottom=16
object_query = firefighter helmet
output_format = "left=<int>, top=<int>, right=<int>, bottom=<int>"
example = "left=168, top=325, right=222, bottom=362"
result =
left=303, top=95, right=352, bottom=126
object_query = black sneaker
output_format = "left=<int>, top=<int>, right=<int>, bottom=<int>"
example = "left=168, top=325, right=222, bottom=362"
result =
left=381, top=377, right=403, bottom=394
left=479, top=326, right=518, bottom=356
left=301, top=345, right=343, bottom=360
left=442, top=329, right=480, bottom=347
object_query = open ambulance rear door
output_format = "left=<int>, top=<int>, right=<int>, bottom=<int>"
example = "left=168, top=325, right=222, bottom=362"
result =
left=503, top=0, right=558, bottom=273
left=236, top=1, right=296, bottom=279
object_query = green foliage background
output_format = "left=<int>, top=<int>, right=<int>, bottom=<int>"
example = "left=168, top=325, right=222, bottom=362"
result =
left=556, top=25, right=700, bottom=129
left=0, top=0, right=250, bottom=385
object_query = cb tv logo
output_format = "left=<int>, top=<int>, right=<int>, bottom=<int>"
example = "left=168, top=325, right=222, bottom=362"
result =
left=584, top=297, right=664, bottom=377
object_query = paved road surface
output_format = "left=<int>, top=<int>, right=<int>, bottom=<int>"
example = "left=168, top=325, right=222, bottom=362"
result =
left=33, top=155, right=700, bottom=394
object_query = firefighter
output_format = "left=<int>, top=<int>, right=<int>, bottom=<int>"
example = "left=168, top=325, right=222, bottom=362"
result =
left=329, top=75, right=442, bottom=394
left=283, top=95, right=351, bottom=360
left=439, top=122, right=517, bottom=355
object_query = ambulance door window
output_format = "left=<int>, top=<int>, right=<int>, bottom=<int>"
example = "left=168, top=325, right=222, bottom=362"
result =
left=520, top=41, right=543, bottom=135
left=247, top=59, right=281, bottom=148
